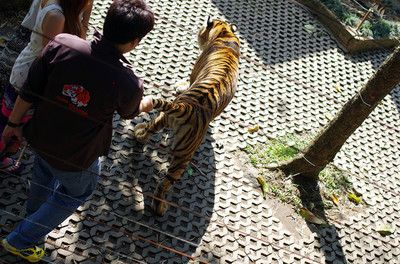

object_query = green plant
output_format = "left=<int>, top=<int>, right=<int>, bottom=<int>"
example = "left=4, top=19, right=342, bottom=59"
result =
left=359, top=20, right=373, bottom=37
left=321, top=0, right=400, bottom=39
left=372, top=19, right=392, bottom=38
left=244, top=134, right=308, bottom=166
left=319, top=165, right=352, bottom=196
left=388, top=21, right=400, bottom=38
left=343, top=13, right=360, bottom=27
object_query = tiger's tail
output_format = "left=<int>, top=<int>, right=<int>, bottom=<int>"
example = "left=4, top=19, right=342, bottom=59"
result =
left=152, top=98, right=186, bottom=113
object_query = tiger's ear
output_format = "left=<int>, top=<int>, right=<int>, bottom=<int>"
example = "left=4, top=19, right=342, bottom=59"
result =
left=207, top=16, right=213, bottom=28
left=230, top=23, right=237, bottom=33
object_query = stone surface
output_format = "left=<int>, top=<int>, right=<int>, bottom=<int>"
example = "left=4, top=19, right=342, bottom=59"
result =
left=1, top=0, right=399, bottom=263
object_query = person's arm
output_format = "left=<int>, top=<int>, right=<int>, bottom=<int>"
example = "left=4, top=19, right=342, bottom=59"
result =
left=2, top=97, right=33, bottom=146
left=138, top=96, right=153, bottom=113
left=41, top=11, right=65, bottom=47
left=81, top=0, right=93, bottom=39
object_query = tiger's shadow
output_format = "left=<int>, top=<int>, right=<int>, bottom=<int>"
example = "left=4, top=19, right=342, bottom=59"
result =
left=104, top=117, right=217, bottom=263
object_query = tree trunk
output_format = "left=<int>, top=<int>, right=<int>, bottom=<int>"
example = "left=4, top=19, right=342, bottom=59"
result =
left=279, top=46, right=400, bottom=179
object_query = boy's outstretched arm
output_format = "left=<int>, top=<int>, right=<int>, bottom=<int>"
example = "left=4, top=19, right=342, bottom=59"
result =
left=139, top=96, right=153, bottom=113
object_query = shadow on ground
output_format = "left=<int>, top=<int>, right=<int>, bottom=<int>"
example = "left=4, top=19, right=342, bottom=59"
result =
left=293, top=176, right=348, bottom=264
left=0, top=124, right=217, bottom=263
left=0, top=17, right=217, bottom=264
left=69, top=122, right=217, bottom=263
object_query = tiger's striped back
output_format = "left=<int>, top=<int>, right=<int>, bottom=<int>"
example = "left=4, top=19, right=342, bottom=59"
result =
left=157, top=20, right=240, bottom=119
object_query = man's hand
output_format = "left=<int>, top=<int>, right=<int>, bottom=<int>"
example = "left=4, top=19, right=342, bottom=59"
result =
left=1, top=126, right=23, bottom=154
left=139, top=96, right=154, bottom=113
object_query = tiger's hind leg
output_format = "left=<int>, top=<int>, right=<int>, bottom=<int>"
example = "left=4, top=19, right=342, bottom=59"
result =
left=153, top=126, right=207, bottom=216
left=134, top=112, right=166, bottom=143
left=153, top=155, right=193, bottom=216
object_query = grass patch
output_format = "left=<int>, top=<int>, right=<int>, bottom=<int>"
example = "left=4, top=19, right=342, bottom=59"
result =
left=245, top=134, right=308, bottom=166
left=245, top=134, right=353, bottom=210
left=319, top=165, right=353, bottom=196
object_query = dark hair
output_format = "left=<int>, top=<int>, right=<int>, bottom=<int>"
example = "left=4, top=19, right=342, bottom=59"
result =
left=103, top=0, right=155, bottom=44
left=59, top=0, right=92, bottom=38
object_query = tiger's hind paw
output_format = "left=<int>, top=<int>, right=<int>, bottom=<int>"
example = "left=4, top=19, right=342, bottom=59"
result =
left=152, top=199, right=169, bottom=216
left=133, top=123, right=150, bottom=143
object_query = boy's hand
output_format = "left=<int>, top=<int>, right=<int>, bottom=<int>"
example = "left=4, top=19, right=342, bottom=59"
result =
left=139, top=96, right=154, bottom=113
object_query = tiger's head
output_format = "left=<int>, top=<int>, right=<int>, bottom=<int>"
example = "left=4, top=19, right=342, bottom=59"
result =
left=198, top=17, right=237, bottom=50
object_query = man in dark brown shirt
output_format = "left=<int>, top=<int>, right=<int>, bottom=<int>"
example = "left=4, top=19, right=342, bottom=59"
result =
left=1, top=0, right=154, bottom=262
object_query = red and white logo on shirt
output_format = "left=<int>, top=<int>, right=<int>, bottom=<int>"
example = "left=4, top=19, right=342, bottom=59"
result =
left=62, top=84, right=90, bottom=107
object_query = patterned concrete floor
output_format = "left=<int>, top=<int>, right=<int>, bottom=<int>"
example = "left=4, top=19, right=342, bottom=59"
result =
left=1, top=0, right=400, bottom=263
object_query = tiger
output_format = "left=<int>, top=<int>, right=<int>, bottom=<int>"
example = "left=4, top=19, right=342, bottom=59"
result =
left=134, top=17, right=240, bottom=216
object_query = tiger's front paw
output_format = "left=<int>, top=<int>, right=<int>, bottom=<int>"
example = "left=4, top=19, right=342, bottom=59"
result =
left=133, top=123, right=150, bottom=143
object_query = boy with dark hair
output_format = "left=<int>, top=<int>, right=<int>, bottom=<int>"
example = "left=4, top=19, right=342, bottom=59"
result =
left=1, top=0, right=155, bottom=262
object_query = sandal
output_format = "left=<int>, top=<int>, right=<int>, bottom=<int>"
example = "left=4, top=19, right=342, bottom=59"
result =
left=0, top=156, right=23, bottom=174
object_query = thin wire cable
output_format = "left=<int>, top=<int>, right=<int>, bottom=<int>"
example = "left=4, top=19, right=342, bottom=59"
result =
left=0, top=195, right=151, bottom=263
left=0, top=216, right=146, bottom=264
left=0, top=163, right=325, bottom=263
left=7, top=126, right=399, bottom=260
left=3, top=117, right=398, bottom=250
left=0, top=5, right=396, bottom=262
left=154, top=5, right=400, bottom=136
left=0, top=174, right=199, bottom=262
left=1, top=217, right=99, bottom=264
left=11, top=10, right=399, bottom=138
left=3, top=10, right=397, bottom=173
left=0, top=86, right=396, bottom=262
left=0, top=205, right=193, bottom=262
left=3, top=160, right=389, bottom=263
left=0, top=23, right=384, bottom=264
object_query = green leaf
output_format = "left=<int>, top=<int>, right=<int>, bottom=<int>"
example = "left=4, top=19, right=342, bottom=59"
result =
left=256, top=176, right=269, bottom=199
left=348, top=192, right=362, bottom=205
left=376, top=224, right=395, bottom=236
left=187, top=167, right=194, bottom=176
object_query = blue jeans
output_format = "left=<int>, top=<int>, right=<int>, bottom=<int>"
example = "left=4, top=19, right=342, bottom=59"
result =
left=7, top=154, right=100, bottom=249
